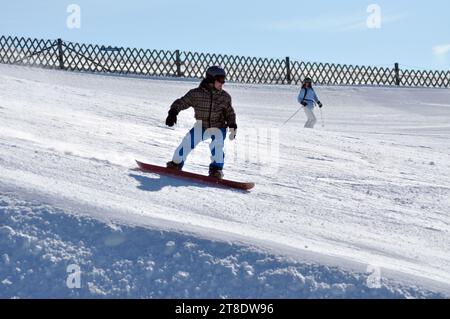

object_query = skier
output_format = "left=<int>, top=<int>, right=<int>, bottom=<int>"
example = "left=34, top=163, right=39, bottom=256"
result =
left=297, top=77, right=323, bottom=129
left=165, top=66, right=237, bottom=179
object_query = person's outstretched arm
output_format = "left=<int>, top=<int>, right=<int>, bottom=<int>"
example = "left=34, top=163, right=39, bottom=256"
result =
left=313, top=90, right=323, bottom=108
left=165, top=90, right=195, bottom=127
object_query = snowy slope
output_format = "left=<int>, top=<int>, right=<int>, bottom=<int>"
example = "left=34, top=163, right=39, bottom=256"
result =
left=1, top=64, right=449, bottom=297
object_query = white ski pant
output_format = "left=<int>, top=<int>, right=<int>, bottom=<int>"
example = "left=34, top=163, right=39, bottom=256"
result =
left=303, top=107, right=317, bottom=128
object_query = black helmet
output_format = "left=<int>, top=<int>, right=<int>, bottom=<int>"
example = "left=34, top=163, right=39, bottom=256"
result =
left=303, top=77, right=313, bottom=84
left=206, top=66, right=226, bottom=79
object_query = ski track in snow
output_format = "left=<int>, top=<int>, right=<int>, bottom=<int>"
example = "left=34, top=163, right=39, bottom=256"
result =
left=0, top=64, right=450, bottom=297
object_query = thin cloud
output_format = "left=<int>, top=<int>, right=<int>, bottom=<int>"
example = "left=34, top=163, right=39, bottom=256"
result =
left=338, top=13, right=408, bottom=32
left=433, top=44, right=450, bottom=57
left=433, top=44, right=450, bottom=68
left=261, top=12, right=408, bottom=32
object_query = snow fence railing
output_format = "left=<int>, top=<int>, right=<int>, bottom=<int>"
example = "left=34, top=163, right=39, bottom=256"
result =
left=0, top=35, right=449, bottom=88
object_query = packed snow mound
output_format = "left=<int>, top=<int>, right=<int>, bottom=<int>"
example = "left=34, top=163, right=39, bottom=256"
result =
left=0, top=193, right=443, bottom=298
left=0, top=64, right=449, bottom=297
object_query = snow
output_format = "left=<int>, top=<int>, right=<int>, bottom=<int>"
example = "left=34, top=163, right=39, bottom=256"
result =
left=0, top=192, right=442, bottom=298
left=0, top=64, right=449, bottom=298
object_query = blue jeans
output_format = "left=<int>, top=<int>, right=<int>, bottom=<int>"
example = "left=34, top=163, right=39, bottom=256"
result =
left=172, top=126, right=227, bottom=170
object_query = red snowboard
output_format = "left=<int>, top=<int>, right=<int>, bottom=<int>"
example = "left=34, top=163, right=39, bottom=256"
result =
left=136, top=160, right=255, bottom=191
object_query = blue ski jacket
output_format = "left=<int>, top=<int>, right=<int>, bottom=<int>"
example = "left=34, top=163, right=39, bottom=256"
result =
left=297, top=87, right=320, bottom=109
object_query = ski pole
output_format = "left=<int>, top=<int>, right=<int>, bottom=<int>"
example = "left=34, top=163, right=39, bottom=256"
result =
left=320, top=108, right=325, bottom=128
left=282, top=106, right=304, bottom=126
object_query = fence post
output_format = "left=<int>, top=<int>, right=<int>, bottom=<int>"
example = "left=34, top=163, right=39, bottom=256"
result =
left=175, top=50, right=182, bottom=77
left=57, top=38, right=65, bottom=70
left=394, top=62, right=400, bottom=86
left=285, top=56, right=291, bottom=84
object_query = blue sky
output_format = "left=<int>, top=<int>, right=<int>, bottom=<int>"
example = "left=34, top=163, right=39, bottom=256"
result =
left=1, top=0, right=449, bottom=70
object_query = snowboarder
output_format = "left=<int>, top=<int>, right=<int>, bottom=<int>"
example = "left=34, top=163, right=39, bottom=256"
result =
left=165, top=66, right=237, bottom=179
left=297, top=77, right=323, bottom=129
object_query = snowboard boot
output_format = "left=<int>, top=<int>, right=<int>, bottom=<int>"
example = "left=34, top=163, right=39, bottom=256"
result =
left=166, top=161, right=183, bottom=171
left=209, top=167, right=224, bottom=179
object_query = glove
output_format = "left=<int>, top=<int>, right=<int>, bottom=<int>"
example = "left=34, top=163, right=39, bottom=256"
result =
left=228, top=124, right=237, bottom=141
left=301, top=101, right=307, bottom=107
left=165, top=109, right=178, bottom=127
left=229, top=128, right=237, bottom=141
left=317, top=101, right=323, bottom=108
